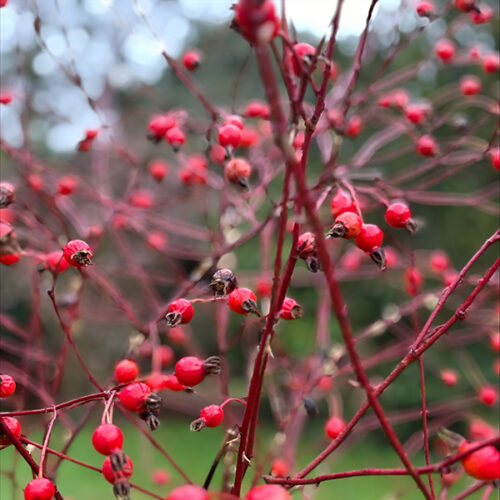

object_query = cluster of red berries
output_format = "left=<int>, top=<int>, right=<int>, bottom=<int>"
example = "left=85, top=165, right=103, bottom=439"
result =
left=77, top=128, right=99, bottom=152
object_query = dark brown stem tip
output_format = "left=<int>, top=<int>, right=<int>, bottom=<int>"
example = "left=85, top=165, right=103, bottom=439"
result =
left=370, top=248, right=386, bottom=270
left=203, top=356, right=221, bottom=375
left=113, top=480, right=131, bottom=500
left=326, top=222, right=346, bottom=238
left=190, top=418, right=206, bottom=432
left=290, top=305, right=303, bottom=319
left=405, top=219, right=418, bottom=234
left=236, top=177, right=250, bottom=191
left=144, top=414, right=160, bottom=431
left=303, top=397, right=319, bottom=417
left=306, top=256, right=321, bottom=273
left=165, top=311, right=182, bottom=327
left=242, top=298, right=258, bottom=314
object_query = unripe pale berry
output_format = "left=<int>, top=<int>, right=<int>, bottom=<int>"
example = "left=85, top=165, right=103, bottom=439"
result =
left=218, top=123, right=241, bottom=148
left=228, top=287, right=258, bottom=315
left=325, top=416, right=346, bottom=439
left=0, top=416, right=21, bottom=445
left=416, top=135, right=437, bottom=156
left=0, top=374, right=16, bottom=397
left=63, top=239, right=93, bottom=267
left=435, top=39, right=456, bottom=62
left=182, top=50, right=201, bottom=71
left=460, top=75, right=481, bottom=95
left=92, top=424, right=124, bottom=455
left=24, top=478, right=56, bottom=500
left=118, top=382, right=151, bottom=412
left=165, top=298, right=194, bottom=327
left=245, top=484, right=291, bottom=500
left=279, top=297, right=303, bottom=320
left=102, top=454, right=134, bottom=483
left=114, top=359, right=139, bottom=384
left=459, top=440, right=500, bottom=480
left=27, top=174, right=44, bottom=192
left=151, top=469, right=170, bottom=485
left=165, top=485, right=210, bottom=500
left=385, top=202, right=412, bottom=228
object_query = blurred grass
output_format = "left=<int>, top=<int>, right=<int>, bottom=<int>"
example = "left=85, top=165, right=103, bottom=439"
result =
left=0, top=418, right=488, bottom=500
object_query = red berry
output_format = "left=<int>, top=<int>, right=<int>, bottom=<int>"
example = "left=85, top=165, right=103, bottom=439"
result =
left=325, top=416, right=346, bottom=439
left=384, top=246, right=399, bottom=268
left=385, top=202, right=412, bottom=228
left=175, top=356, right=205, bottom=387
left=63, top=239, right=93, bottom=267
left=290, top=42, right=316, bottom=76
left=460, top=75, right=481, bottom=95
left=151, top=469, right=170, bottom=485
left=92, top=424, right=124, bottom=455
left=149, top=160, right=169, bottom=182
left=0, top=221, right=21, bottom=266
left=490, top=148, right=500, bottom=170
left=156, top=345, right=174, bottom=366
left=297, top=232, right=317, bottom=258
left=27, top=174, right=44, bottom=193
left=58, top=175, right=78, bottom=195
left=416, top=0, right=434, bottom=16
left=244, top=100, right=270, bottom=119
left=209, top=143, right=227, bottom=164
left=200, top=404, right=224, bottom=427
left=279, top=297, right=303, bottom=320
left=129, top=189, right=153, bottom=209
left=271, top=458, right=289, bottom=477
left=166, top=485, right=210, bottom=500
left=490, top=332, right=500, bottom=352
left=482, top=52, right=500, bottom=73
left=179, top=154, right=208, bottom=185
left=0, top=416, right=21, bottom=445
left=148, top=114, right=176, bottom=141
left=479, top=386, right=497, bottom=406
left=392, top=88, right=410, bottom=109
left=441, top=470, right=461, bottom=487
left=429, top=250, right=450, bottom=272
left=239, top=127, right=259, bottom=147
left=114, top=359, right=139, bottom=384
left=0, top=208, right=15, bottom=225
left=45, top=251, right=70, bottom=274
left=165, top=298, right=194, bottom=327
left=0, top=92, right=12, bottom=104
left=454, top=0, right=476, bottom=12
left=167, top=327, right=186, bottom=345
left=470, top=5, right=493, bottom=23
left=225, top=157, right=252, bottom=188
left=85, top=128, right=98, bottom=140
left=443, top=269, right=459, bottom=286
left=245, top=484, right=291, bottom=500
left=118, top=382, right=151, bottom=412
left=355, top=224, right=383, bottom=252
left=256, top=277, right=272, bottom=297
left=0, top=374, right=16, bottom=397
left=24, top=478, right=56, bottom=500
left=459, top=440, right=500, bottom=480
left=0, top=181, right=15, bottom=207
left=218, top=123, right=241, bottom=148
left=147, top=231, right=167, bottom=252
left=405, top=104, right=426, bottom=124
left=165, top=127, right=185, bottom=150
left=224, top=114, right=244, bottom=130
left=233, top=0, right=280, bottom=45
left=0, top=252, right=21, bottom=265
left=469, top=418, right=496, bottom=441
left=228, top=287, right=258, bottom=315
left=145, top=373, right=169, bottom=392
left=416, top=134, right=437, bottom=156
left=435, top=39, right=456, bottom=62
left=163, top=374, right=186, bottom=392
left=102, top=454, right=133, bottom=483
left=440, top=369, right=458, bottom=387
left=182, top=50, right=201, bottom=71
left=329, top=211, right=363, bottom=239
left=330, top=189, right=356, bottom=218
left=345, top=115, right=362, bottom=138
left=317, top=375, right=333, bottom=391
left=405, top=267, right=423, bottom=296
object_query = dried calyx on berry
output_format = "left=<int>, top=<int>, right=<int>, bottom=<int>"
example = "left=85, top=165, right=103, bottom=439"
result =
left=102, top=453, right=134, bottom=500
left=139, top=392, right=162, bottom=431
left=0, top=182, right=15, bottom=208
left=165, top=298, right=194, bottom=327
left=326, top=212, right=362, bottom=239
left=297, top=232, right=320, bottom=273
left=209, top=268, right=237, bottom=296
left=303, top=397, right=319, bottom=417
